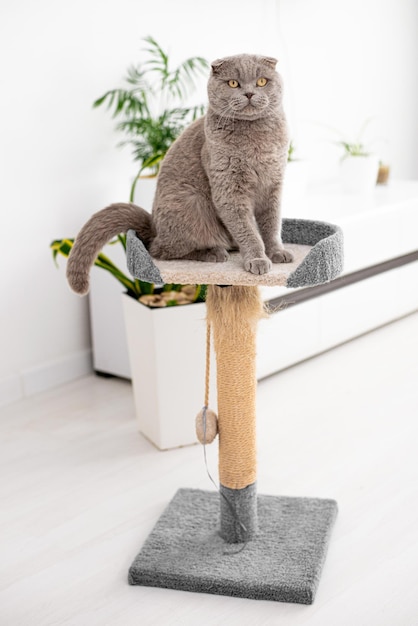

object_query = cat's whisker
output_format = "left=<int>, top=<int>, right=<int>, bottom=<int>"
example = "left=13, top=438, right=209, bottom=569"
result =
left=216, top=103, right=231, bottom=130
left=217, top=102, right=236, bottom=131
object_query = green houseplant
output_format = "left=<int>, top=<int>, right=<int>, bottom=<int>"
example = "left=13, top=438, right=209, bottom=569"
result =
left=325, top=119, right=380, bottom=193
left=322, top=118, right=375, bottom=158
left=50, top=237, right=206, bottom=305
left=94, top=35, right=208, bottom=202
left=287, top=140, right=297, bottom=162
left=50, top=39, right=212, bottom=448
left=51, top=36, right=209, bottom=305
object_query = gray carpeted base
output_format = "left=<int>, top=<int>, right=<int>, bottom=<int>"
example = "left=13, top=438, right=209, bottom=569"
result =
left=128, top=488, right=338, bottom=604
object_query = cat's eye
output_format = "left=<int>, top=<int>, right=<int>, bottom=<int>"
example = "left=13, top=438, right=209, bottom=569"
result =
left=256, top=77, right=268, bottom=87
left=228, top=79, right=239, bottom=88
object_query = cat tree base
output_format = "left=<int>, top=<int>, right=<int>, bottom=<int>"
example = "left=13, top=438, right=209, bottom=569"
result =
left=128, top=488, right=338, bottom=604
left=126, top=218, right=343, bottom=605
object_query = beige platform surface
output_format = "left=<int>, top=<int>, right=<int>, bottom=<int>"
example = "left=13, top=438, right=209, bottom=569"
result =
left=153, top=243, right=311, bottom=286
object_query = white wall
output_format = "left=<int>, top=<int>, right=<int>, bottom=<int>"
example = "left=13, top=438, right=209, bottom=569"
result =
left=278, top=0, right=418, bottom=181
left=0, top=0, right=417, bottom=406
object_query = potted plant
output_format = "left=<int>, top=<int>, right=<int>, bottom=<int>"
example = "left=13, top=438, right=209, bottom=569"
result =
left=51, top=38, right=213, bottom=450
left=333, top=119, right=380, bottom=194
left=89, top=33, right=209, bottom=380
left=50, top=237, right=207, bottom=305
left=50, top=236, right=211, bottom=451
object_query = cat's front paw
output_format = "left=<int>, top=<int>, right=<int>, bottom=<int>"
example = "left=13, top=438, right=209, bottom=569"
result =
left=270, top=247, right=294, bottom=264
left=206, top=247, right=229, bottom=263
left=185, top=247, right=229, bottom=262
left=244, top=257, right=272, bottom=275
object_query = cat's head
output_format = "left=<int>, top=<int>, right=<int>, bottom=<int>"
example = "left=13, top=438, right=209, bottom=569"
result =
left=207, top=54, right=284, bottom=121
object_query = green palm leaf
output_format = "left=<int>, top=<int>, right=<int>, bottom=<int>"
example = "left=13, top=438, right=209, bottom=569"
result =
left=93, top=35, right=208, bottom=173
left=67, top=35, right=210, bottom=304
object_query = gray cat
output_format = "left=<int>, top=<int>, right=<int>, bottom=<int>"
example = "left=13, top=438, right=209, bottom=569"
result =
left=67, top=54, right=293, bottom=295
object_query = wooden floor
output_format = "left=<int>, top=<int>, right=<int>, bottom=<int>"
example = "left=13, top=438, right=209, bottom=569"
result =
left=1, top=313, right=418, bottom=625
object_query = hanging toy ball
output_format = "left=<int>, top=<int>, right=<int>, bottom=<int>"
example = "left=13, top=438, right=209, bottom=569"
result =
left=195, top=406, right=218, bottom=444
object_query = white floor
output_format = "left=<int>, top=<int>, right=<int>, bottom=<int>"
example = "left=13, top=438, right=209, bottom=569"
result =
left=1, top=313, right=418, bottom=626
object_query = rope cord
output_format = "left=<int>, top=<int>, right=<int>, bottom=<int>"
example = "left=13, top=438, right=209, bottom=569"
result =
left=204, top=321, right=211, bottom=408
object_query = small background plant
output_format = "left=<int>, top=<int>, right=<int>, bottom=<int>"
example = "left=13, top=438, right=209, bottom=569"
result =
left=287, top=140, right=296, bottom=162
left=328, top=118, right=378, bottom=160
left=337, top=139, right=370, bottom=159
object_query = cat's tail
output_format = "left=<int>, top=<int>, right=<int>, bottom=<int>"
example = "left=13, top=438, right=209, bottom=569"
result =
left=67, top=202, right=155, bottom=295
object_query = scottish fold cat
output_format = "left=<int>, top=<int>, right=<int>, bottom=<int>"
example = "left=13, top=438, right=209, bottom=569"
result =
left=67, top=53, right=293, bottom=295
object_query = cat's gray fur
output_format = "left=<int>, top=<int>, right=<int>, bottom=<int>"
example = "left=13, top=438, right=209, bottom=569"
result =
left=67, top=54, right=293, bottom=295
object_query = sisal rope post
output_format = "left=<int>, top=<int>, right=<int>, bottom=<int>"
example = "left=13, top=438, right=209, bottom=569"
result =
left=205, top=285, right=266, bottom=542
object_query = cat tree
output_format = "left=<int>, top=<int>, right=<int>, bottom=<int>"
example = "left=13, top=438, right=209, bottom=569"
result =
left=126, top=218, right=343, bottom=604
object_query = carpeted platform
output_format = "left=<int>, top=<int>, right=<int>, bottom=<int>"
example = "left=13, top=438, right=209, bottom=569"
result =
left=128, top=488, right=338, bottom=604
left=126, top=218, right=343, bottom=605
left=126, top=218, right=343, bottom=288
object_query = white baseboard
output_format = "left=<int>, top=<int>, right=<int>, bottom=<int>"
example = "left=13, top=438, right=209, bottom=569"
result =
left=0, top=349, right=93, bottom=408
left=0, top=374, right=24, bottom=408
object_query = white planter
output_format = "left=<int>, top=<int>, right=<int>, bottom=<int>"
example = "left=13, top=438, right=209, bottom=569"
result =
left=89, top=175, right=157, bottom=377
left=339, top=155, right=379, bottom=194
left=122, top=293, right=217, bottom=450
left=89, top=243, right=132, bottom=378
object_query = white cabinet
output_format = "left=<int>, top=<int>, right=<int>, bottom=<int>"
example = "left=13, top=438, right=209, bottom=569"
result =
left=255, top=180, right=418, bottom=380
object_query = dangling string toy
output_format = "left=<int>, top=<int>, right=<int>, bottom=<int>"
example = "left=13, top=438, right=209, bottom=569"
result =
left=195, top=321, right=218, bottom=444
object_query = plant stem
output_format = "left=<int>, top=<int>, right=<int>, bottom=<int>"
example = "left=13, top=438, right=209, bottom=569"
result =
left=117, top=234, right=127, bottom=250
left=95, top=259, right=138, bottom=295
left=129, top=164, right=147, bottom=202
left=95, top=252, right=140, bottom=296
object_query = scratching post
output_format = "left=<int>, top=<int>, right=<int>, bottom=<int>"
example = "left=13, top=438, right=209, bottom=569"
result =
left=126, top=218, right=344, bottom=604
left=206, top=285, right=263, bottom=542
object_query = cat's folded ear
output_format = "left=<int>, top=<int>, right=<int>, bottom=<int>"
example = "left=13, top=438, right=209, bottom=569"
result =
left=260, top=56, right=278, bottom=69
left=211, top=59, right=225, bottom=74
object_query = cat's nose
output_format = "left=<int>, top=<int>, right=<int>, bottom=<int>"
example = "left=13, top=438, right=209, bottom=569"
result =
left=245, top=92, right=254, bottom=99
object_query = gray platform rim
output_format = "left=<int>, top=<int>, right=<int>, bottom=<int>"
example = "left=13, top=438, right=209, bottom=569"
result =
left=128, top=488, right=338, bottom=605
left=126, top=217, right=343, bottom=288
